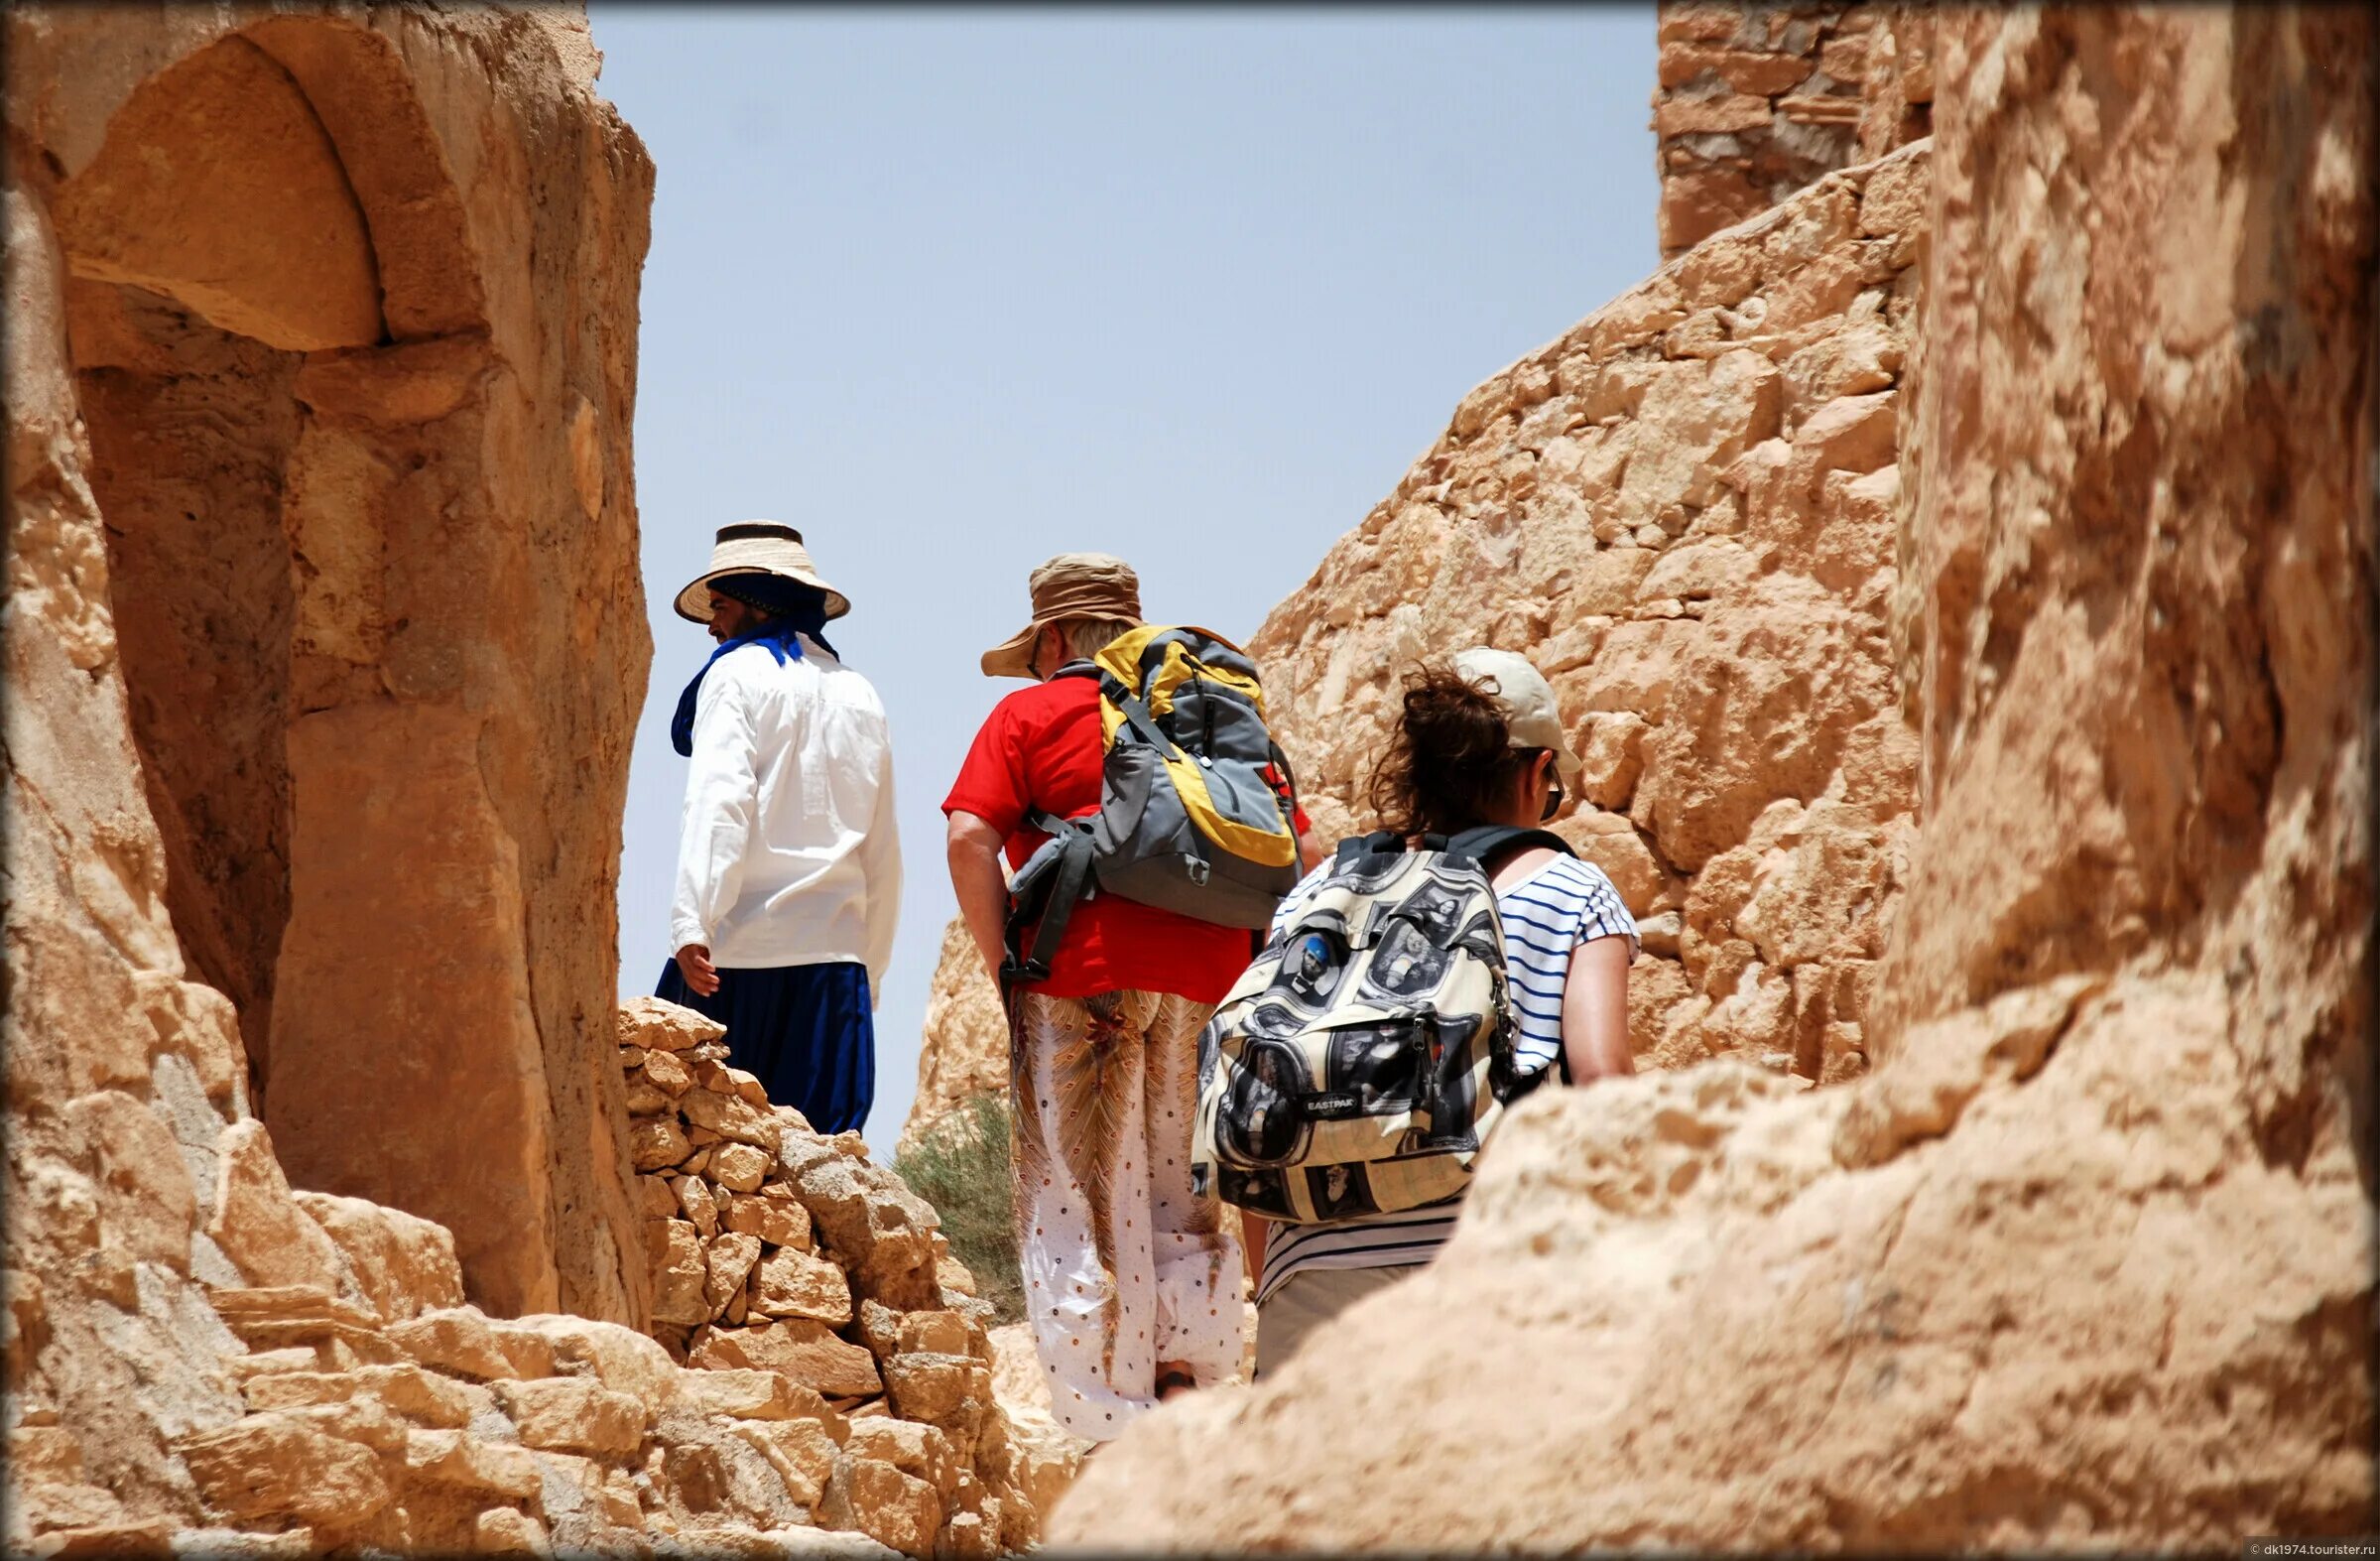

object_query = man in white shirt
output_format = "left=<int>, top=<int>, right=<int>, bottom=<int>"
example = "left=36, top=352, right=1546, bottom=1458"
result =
left=657, top=522, right=900, bottom=1134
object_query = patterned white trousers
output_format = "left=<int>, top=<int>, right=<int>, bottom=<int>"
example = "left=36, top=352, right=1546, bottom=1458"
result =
left=1008, top=987, right=1245, bottom=1441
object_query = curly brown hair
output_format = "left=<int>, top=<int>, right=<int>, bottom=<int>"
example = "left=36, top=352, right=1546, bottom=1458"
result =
left=1365, top=663, right=1538, bottom=838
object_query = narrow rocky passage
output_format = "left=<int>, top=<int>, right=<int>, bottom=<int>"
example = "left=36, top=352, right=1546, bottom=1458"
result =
left=5, top=3, right=2370, bottom=1557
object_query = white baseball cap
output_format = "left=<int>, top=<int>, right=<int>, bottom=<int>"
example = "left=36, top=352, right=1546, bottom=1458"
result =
left=1450, top=647, right=1582, bottom=787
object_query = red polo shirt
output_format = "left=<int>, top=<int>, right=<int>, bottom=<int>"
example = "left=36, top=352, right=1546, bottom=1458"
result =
left=942, top=675, right=1305, bottom=1003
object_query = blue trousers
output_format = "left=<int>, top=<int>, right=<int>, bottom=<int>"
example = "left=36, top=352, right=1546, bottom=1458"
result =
left=653, top=959, right=874, bottom=1135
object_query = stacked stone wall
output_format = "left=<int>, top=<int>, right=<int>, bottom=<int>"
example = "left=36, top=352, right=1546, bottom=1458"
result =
left=1653, top=2, right=1874, bottom=257
left=1653, top=2, right=1934, bottom=258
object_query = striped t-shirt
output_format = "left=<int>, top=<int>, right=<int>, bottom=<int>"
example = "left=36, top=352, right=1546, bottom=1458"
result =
left=1254, top=850, right=1637, bottom=1303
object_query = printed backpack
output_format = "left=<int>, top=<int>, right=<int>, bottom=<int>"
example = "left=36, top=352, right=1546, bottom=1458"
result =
left=1190, top=826, right=1574, bottom=1223
left=1002, top=625, right=1303, bottom=986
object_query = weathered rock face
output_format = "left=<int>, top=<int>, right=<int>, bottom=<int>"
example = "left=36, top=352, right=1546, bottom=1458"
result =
left=6, top=5, right=653, bottom=1334
left=897, top=922, right=1008, bottom=1156
left=1056, top=6, right=2374, bottom=1551
left=1255, top=137, right=1930, bottom=1086
left=4, top=2, right=658, bottom=1545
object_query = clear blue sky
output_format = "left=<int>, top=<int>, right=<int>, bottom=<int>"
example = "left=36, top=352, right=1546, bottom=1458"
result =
left=593, top=6, right=1660, bottom=1152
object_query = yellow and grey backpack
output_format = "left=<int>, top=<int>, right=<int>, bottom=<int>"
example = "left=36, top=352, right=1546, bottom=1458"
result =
left=1001, top=625, right=1303, bottom=986
left=1190, top=826, right=1573, bottom=1223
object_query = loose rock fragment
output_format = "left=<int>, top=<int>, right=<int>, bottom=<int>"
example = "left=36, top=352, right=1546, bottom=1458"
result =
left=750, top=1248, right=853, bottom=1326
left=179, top=1413, right=394, bottom=1527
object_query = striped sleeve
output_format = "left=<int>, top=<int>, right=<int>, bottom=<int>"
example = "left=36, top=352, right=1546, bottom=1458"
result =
left=1499, top=856, right=1638, bottom=1073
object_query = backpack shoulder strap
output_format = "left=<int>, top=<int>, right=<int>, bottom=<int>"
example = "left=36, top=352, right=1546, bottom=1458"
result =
left=1331, top=830, right=1406, bottom=870
left=1098, top=673, right=1178, bottom=755
left=1002, top=812, right=1098, bottom=989
left=1442, top=825, right=1576, bottom=866
left=1047, top=660, right=1100, bottom=683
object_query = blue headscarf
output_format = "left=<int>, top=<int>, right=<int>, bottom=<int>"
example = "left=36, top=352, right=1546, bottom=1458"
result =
left=671, top=575, right=841, bottom=756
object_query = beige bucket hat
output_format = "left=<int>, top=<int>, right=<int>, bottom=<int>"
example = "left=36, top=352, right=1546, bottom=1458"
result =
left=1451, top=646, right=1582, bottom=787
left=980, top=552, right=1144, bottom=679
left=673, top=522, right=849, bottom=623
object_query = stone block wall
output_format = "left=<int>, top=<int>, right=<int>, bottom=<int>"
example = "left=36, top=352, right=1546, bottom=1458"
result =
left=1654, top=2, right=1934, bottom=259
left=1654, top=2, right=1877, bottom=257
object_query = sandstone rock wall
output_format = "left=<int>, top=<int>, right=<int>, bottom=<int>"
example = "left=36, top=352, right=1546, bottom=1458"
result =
left=1255, top=137, right=1930, bottom=1085
left=6, top=4, right=652, bottom=1334
left=896, top=923, right=1009, bottom=1159
left=901, top=5, right=1947, bottom=1144
left=5, top=2, right=660, bottom=1544
left=1058, top=7, right=2375, bottom=1550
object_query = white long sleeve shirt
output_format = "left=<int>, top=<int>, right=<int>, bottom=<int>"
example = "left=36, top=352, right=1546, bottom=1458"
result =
left=670, top=635, right=901, bottom=999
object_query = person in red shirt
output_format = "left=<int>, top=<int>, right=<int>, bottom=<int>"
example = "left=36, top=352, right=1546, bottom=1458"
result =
left=943, top=552, right=1309, bottom=1443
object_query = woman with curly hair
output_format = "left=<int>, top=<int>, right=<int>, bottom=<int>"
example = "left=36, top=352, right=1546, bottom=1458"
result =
left=1247, top=647, right=1638, bottom=1377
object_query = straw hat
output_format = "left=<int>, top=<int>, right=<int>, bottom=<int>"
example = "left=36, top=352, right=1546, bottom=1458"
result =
left=1451, top=647, right=1582, bottom=787
left=673, top=522, right=849, bottom=623
left=980, top=552, right=1144, bottom=678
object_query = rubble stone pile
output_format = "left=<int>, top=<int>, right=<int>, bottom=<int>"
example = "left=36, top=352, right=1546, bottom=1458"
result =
left=616, top=995, right=1080, bottom=1556
left=6, top=1000, right=1077, bottom=1558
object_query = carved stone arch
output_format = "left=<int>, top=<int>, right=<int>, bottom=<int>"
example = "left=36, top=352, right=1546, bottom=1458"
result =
left=238, top=15, right=488, bottom=341
left=52, top=32, right=388, bottom=350
left=50, top=20, right=594, bottom=1319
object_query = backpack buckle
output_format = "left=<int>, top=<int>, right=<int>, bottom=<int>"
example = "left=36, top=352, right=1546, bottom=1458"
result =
left=1187, top=858, right=1210, bottom=885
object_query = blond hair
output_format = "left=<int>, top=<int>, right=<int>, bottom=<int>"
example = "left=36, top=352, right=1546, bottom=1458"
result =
left=1053, top=615, right=1140, bottom=666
